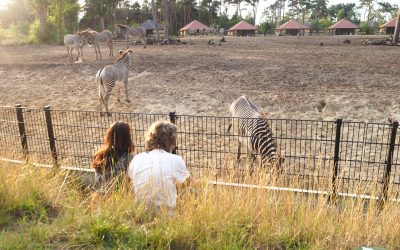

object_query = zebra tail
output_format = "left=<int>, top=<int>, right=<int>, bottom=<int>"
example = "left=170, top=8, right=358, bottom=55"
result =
left=96, top=67, right=105, bottom=104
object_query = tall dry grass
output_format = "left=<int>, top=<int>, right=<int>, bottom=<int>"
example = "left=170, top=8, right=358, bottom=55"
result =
left=0, top=160, right=399, bottom=249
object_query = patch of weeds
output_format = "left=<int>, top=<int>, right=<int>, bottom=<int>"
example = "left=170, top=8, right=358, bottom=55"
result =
left=11, top=191, right=59, bottom=224
left=88, top=219, right=146, bottom=248
left=270, top=236, right=309, bottom=250
left=0, top=213, right=12, bottom=228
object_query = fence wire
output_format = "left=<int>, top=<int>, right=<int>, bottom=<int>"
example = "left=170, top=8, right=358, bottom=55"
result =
left=1, top=105, right=399, bottom=200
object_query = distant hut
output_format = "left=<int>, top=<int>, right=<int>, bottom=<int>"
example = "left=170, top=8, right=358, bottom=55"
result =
left=328, top=19, right=358, bottom=35
left=276, top=20, right=308, bottom=36
left=228, top=20, right=257, bottom=36
left=140, top=20, right=164, bottom=36
left=380, top=17, right=398, bottom=34
left=179, top=20, right=210, bottom=36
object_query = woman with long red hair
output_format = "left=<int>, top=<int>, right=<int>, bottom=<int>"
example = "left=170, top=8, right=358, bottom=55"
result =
left=92, top=121, right=135, bottom=192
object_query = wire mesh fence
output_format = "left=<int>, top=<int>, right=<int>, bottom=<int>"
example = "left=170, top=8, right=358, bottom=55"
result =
left=1, top=105, right=400, bottom=201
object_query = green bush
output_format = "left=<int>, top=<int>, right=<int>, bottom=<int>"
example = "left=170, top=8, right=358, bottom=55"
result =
left=27, top=20, right=40, bottom=44
left=47, top=16, right=63, bottom=43
left=359, top=21, right=374, bottom=34
left=0, top=22, right=30, bottom=45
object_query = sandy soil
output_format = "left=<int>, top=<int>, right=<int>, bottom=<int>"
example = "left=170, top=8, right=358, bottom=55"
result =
left=0, top=35, right=399, bottom=122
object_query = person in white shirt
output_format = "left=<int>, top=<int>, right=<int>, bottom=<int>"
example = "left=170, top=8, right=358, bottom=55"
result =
left=128, top=120, right=190, bottom=215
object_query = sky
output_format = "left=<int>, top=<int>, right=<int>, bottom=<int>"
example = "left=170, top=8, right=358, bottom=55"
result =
left=0, top=0, right=398, bottom=24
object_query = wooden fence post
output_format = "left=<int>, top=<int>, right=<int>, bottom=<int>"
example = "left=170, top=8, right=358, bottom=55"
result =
left=15, top=104, right=28, bottom=159
left=43, top=106, right=58, bottom=167
left=379, top=121, right=398, bottom=207
left=328, top=118, right=343, bottom=204
left=169, top=112, right=177, bottom=154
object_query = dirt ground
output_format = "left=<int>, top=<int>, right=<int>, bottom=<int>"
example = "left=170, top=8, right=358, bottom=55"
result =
left=0, top=35, right=399, bottom=122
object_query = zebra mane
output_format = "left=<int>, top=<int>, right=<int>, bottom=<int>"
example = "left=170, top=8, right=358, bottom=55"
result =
left=115, top=49, right=132, bottom=63
left=116, top=24, right=128, bottom=30
left=244, top=96, right=262, bottom=113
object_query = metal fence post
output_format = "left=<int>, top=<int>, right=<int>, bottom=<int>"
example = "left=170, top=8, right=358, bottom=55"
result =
left=328, top=118, right=343, bottom=204
left=379, top=121, right=398, bottom=207
left=43, top=106, right=58, bottom=167
left=15, top=104, right=28, bottom=158
left=169, top=112, right=177, bottom=154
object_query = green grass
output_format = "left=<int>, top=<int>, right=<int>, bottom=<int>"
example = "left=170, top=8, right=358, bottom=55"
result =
left=0, top=161, right=399, bottom=249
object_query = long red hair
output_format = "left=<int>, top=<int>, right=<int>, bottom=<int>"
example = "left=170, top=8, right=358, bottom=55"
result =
left=92, top=121, right=134, bottom=173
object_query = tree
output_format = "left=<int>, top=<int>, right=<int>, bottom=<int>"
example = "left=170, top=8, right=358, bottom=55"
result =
left=49, top=0, right=80, bottom=42
left=393, top=10, right=400, bottom=43
left=264, top=1, right=279, bottom=27
left=288, top=0, right=310, bottom=24
left=163, top=0, right=169, bottom=38
left=359, top=0, right=375, bottom=33
left=259, top=20, right=275, bottom=35
left=26, top=0, right=49, bottom=41
left=151, top=0, right=160, bottom=40
left=244, top=0, right=259, bottom=25
left=310, top=0, right=327, bottom=21
left=328, top=4, right=358, bottom=22
left=377, top=2, right=397, bottom=23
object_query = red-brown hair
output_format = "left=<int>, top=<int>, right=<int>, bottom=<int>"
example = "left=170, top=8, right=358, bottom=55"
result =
left=92, top=121, right=134, bottom=173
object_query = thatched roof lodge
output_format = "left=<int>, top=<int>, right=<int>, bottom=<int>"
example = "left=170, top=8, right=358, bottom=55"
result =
left=380, top=17, right=398, bottom=34
left=179, top=20, right=210, bottom=36
left=276, top=20, right=309, bottom=36
left=140, top=20, right=164, bottom=36
left=328, top=19, right=358, bottom=35
left=228, top=20, right=257, bottom=36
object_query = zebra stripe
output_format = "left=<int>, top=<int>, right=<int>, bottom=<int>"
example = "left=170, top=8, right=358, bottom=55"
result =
left=96, top=50, right=133, bottom=116
left=64, top=33, right=85, bottom=61
left=114, top=24, right=147, bottom=49
left=81, top=29, right=114, bottom=60
left=229, top=96, right=281, bottom=169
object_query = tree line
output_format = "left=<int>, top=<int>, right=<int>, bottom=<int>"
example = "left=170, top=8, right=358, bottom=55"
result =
left=262, top=0, right=399, bottom=34
left=0, top=0, right=399, bottom=44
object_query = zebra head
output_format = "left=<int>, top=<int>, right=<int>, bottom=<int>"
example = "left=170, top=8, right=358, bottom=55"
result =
left=114, top=24, right=126, bottom=38
left=80, top=30, right=95, bottom=46
left=75, top=32, right=87, bottom=46
left=116, top=49, right=133, bottom=68
left=113, top=25, right=120, bottom=38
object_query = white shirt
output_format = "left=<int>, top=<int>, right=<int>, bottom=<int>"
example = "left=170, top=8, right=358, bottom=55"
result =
left=128, top=149, right=190, bottom=209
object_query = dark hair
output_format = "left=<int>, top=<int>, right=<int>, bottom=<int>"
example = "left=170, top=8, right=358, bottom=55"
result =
left=92, top=121, right=134, bottom=173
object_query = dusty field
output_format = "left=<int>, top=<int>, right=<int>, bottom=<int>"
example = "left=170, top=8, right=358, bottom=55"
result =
left=0, top=35, right=399, bottom=122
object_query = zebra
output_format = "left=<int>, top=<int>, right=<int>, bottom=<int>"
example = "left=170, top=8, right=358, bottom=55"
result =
left=96, top=49, right=133, bottom=116
left=81, top=29, right=114, bottom=60
left=228, top=95, right=283, bottom=174
left=64, top=33, right=85, bottom=61
left=114, top=24, right=147, bottom=49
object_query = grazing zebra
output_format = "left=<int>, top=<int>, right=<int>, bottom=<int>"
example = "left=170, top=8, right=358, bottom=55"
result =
left=64, top=33, right=85, bottom=61
left=228, top=96, right=283, bottom=173
left=114, top=24, right=147, bottom=49
left=96, top=49, right=133, bottom=116
left=81, top=29, right=114, bottom=60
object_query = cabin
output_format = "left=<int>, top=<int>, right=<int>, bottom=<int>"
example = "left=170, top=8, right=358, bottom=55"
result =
left=228, top=20, right=257, bottom=36
left=328, top=19, right=358, bottom=35
left=179, top=20, right=210, bottom=36
left=276, top=20, right=309, bottom=36
left=380, top=17, right=398, bottom=34
left=140, top=20, right=164, bottom=36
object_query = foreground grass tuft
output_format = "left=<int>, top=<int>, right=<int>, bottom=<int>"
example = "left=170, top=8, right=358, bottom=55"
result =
left=0, top=161, right=399, bottom=249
